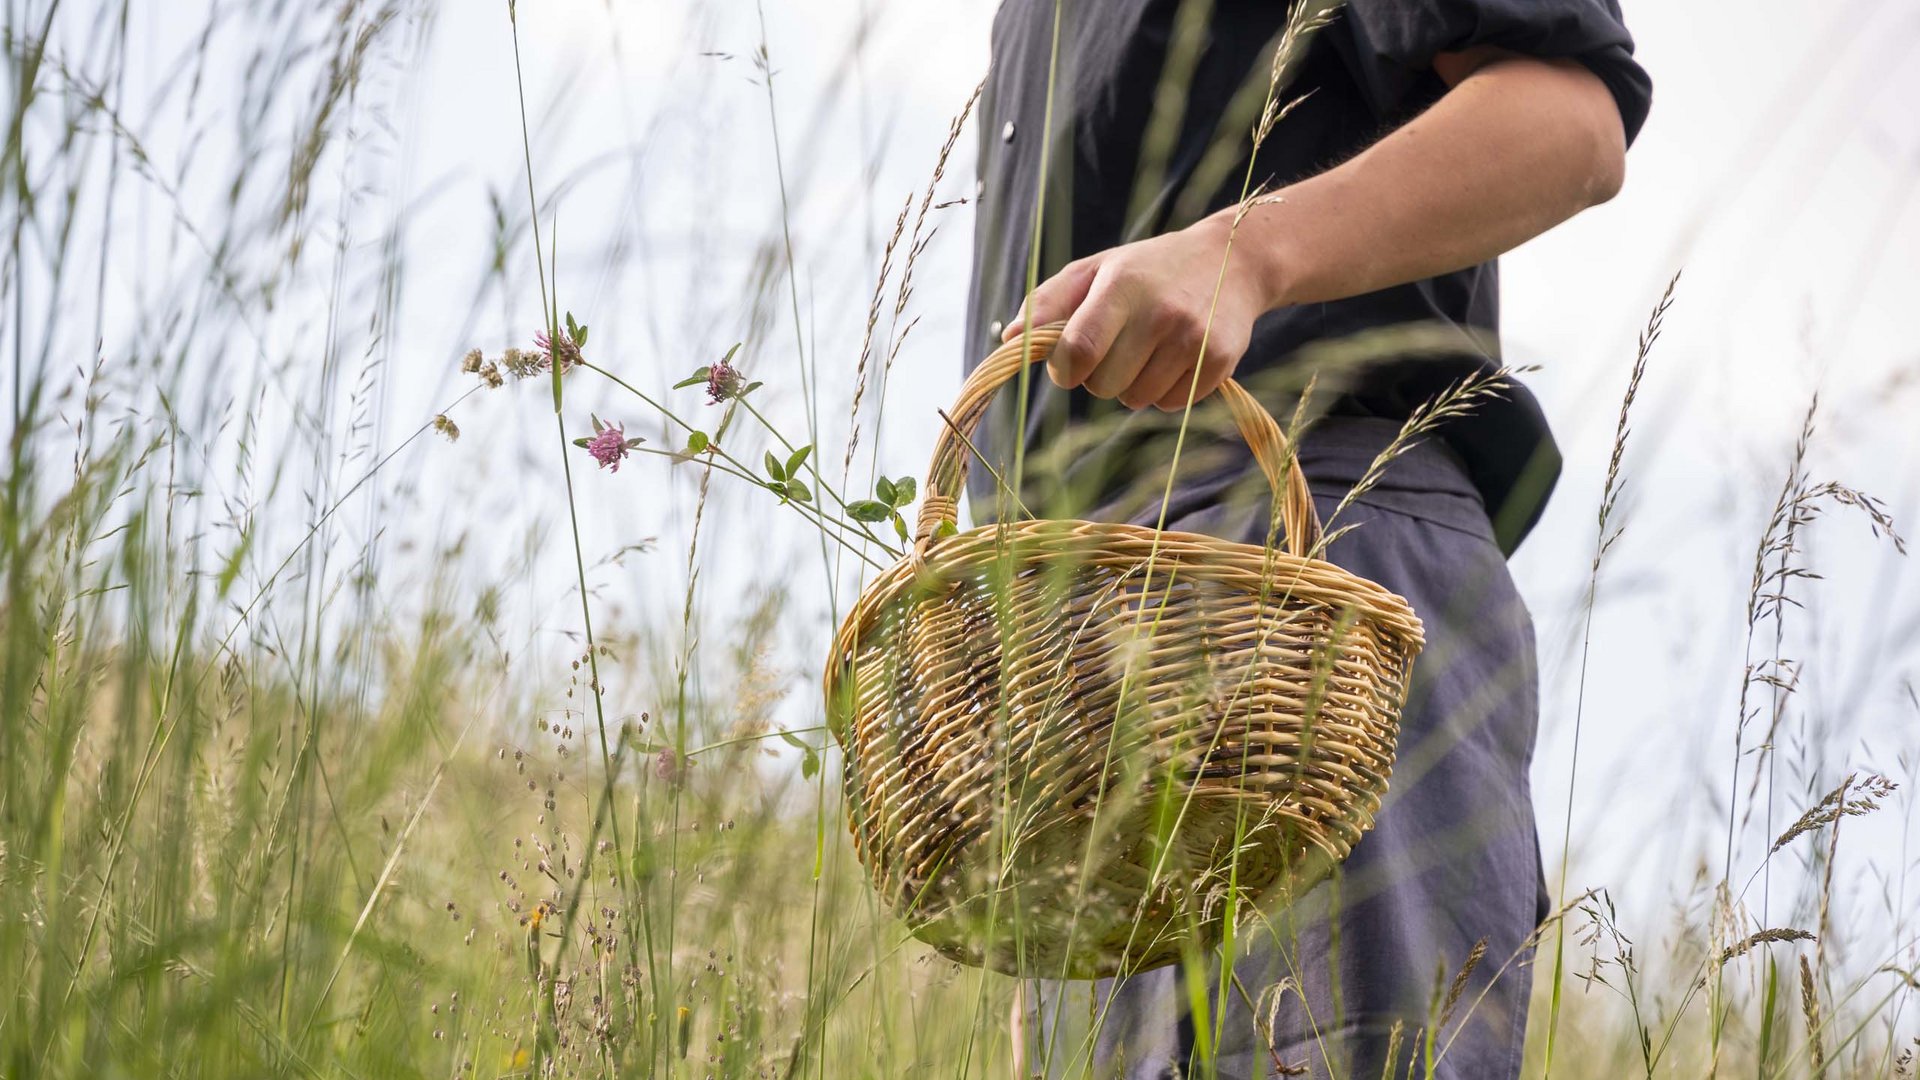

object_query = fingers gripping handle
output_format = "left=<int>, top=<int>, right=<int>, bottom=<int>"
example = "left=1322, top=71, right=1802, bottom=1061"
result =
left=912, top=323, right=1323, bottom=558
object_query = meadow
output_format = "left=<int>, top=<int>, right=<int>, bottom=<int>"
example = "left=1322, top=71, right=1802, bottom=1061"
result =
left=3, top=1, right=1917, bottom=1077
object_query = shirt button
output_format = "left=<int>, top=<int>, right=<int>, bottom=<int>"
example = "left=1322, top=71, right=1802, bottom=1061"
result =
left=988, top=320, right=1004, bottom=338
left=1001, top=121, right=1016, bottom=143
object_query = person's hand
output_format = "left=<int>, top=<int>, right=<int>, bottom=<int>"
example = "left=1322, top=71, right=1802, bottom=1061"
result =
left=999, top=212, right=1282, bottom=412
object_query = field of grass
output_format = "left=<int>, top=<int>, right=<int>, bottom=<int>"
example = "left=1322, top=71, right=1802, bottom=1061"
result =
left=4, top=1, right=1917, bottom=1077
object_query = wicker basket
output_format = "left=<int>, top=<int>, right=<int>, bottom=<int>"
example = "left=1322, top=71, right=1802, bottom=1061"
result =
left=823, top=325, right=1425, bottom=979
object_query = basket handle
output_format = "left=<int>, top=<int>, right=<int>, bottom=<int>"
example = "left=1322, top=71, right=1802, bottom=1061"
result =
left=913, top=322, right=1322, bottom=559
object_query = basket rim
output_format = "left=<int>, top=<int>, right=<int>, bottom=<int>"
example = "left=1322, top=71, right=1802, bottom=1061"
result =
left=825, top=515, right=1426, bottom=708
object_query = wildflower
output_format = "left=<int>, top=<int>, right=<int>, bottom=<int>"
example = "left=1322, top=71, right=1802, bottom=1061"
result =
left=587, top=426, right=627, bottom=470
left=580, top=417, right=642, bottom=472
left=433, top=414, right=459, bottom=441
left=461, top=347, right=484, bottom=373
left=535, top=329, right=582, bottom=373
left=705, top=357, right=742, bottom=404
left=480, top=362, right=503, bottom=389
left=655, top=747, right=693, bottom=789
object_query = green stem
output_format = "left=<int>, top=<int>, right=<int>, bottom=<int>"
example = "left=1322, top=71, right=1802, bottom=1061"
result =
left=507, top=8, right=631, bottom=1066
left=687, top=725, right=829, bottom=758
left=730, top=395, right=884, bottom=524
left=582, top=362, right=901, bottom=559
left=623, top=448, right=895, bottom=570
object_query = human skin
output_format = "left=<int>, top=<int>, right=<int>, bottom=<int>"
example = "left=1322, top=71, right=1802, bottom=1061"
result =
left=998, top=47, right=1631, bottom=411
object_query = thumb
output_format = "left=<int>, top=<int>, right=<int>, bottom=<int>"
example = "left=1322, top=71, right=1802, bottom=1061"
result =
left=1002, top=258, right=1099, bottom=342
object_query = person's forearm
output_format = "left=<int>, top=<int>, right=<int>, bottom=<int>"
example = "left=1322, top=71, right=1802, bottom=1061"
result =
left=1222, top=55, right=1628, bottom=310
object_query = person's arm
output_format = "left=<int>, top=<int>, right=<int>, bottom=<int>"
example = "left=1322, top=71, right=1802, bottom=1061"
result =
left=1001, top=48, right=1629, bottom=411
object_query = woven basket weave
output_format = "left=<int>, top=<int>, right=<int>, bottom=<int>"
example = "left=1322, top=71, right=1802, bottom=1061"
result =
left=824, top=325, right=1425, bottom=979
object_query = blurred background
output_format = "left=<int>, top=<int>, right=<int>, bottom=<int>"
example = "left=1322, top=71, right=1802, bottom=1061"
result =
left=5, top=0, right=1917, bottom=1074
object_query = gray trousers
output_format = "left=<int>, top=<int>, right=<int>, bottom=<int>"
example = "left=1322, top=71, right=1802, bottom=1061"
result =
left=1020, top=417, right=1546, bottom=1080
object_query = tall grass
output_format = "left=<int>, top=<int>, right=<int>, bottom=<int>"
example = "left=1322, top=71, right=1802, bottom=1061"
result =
left=3, top=1, right=1916, bottom=1078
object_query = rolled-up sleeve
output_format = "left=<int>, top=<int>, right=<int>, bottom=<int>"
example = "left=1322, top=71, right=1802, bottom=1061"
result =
left=1338, top=0, right=1653, bottom=144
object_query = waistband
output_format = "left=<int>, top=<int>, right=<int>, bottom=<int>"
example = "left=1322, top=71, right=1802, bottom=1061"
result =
left=997, top=412, right=1497, bottom=547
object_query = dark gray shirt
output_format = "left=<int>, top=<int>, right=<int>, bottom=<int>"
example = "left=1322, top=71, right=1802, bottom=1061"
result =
left=965, top=0, right=1652, bottom=552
